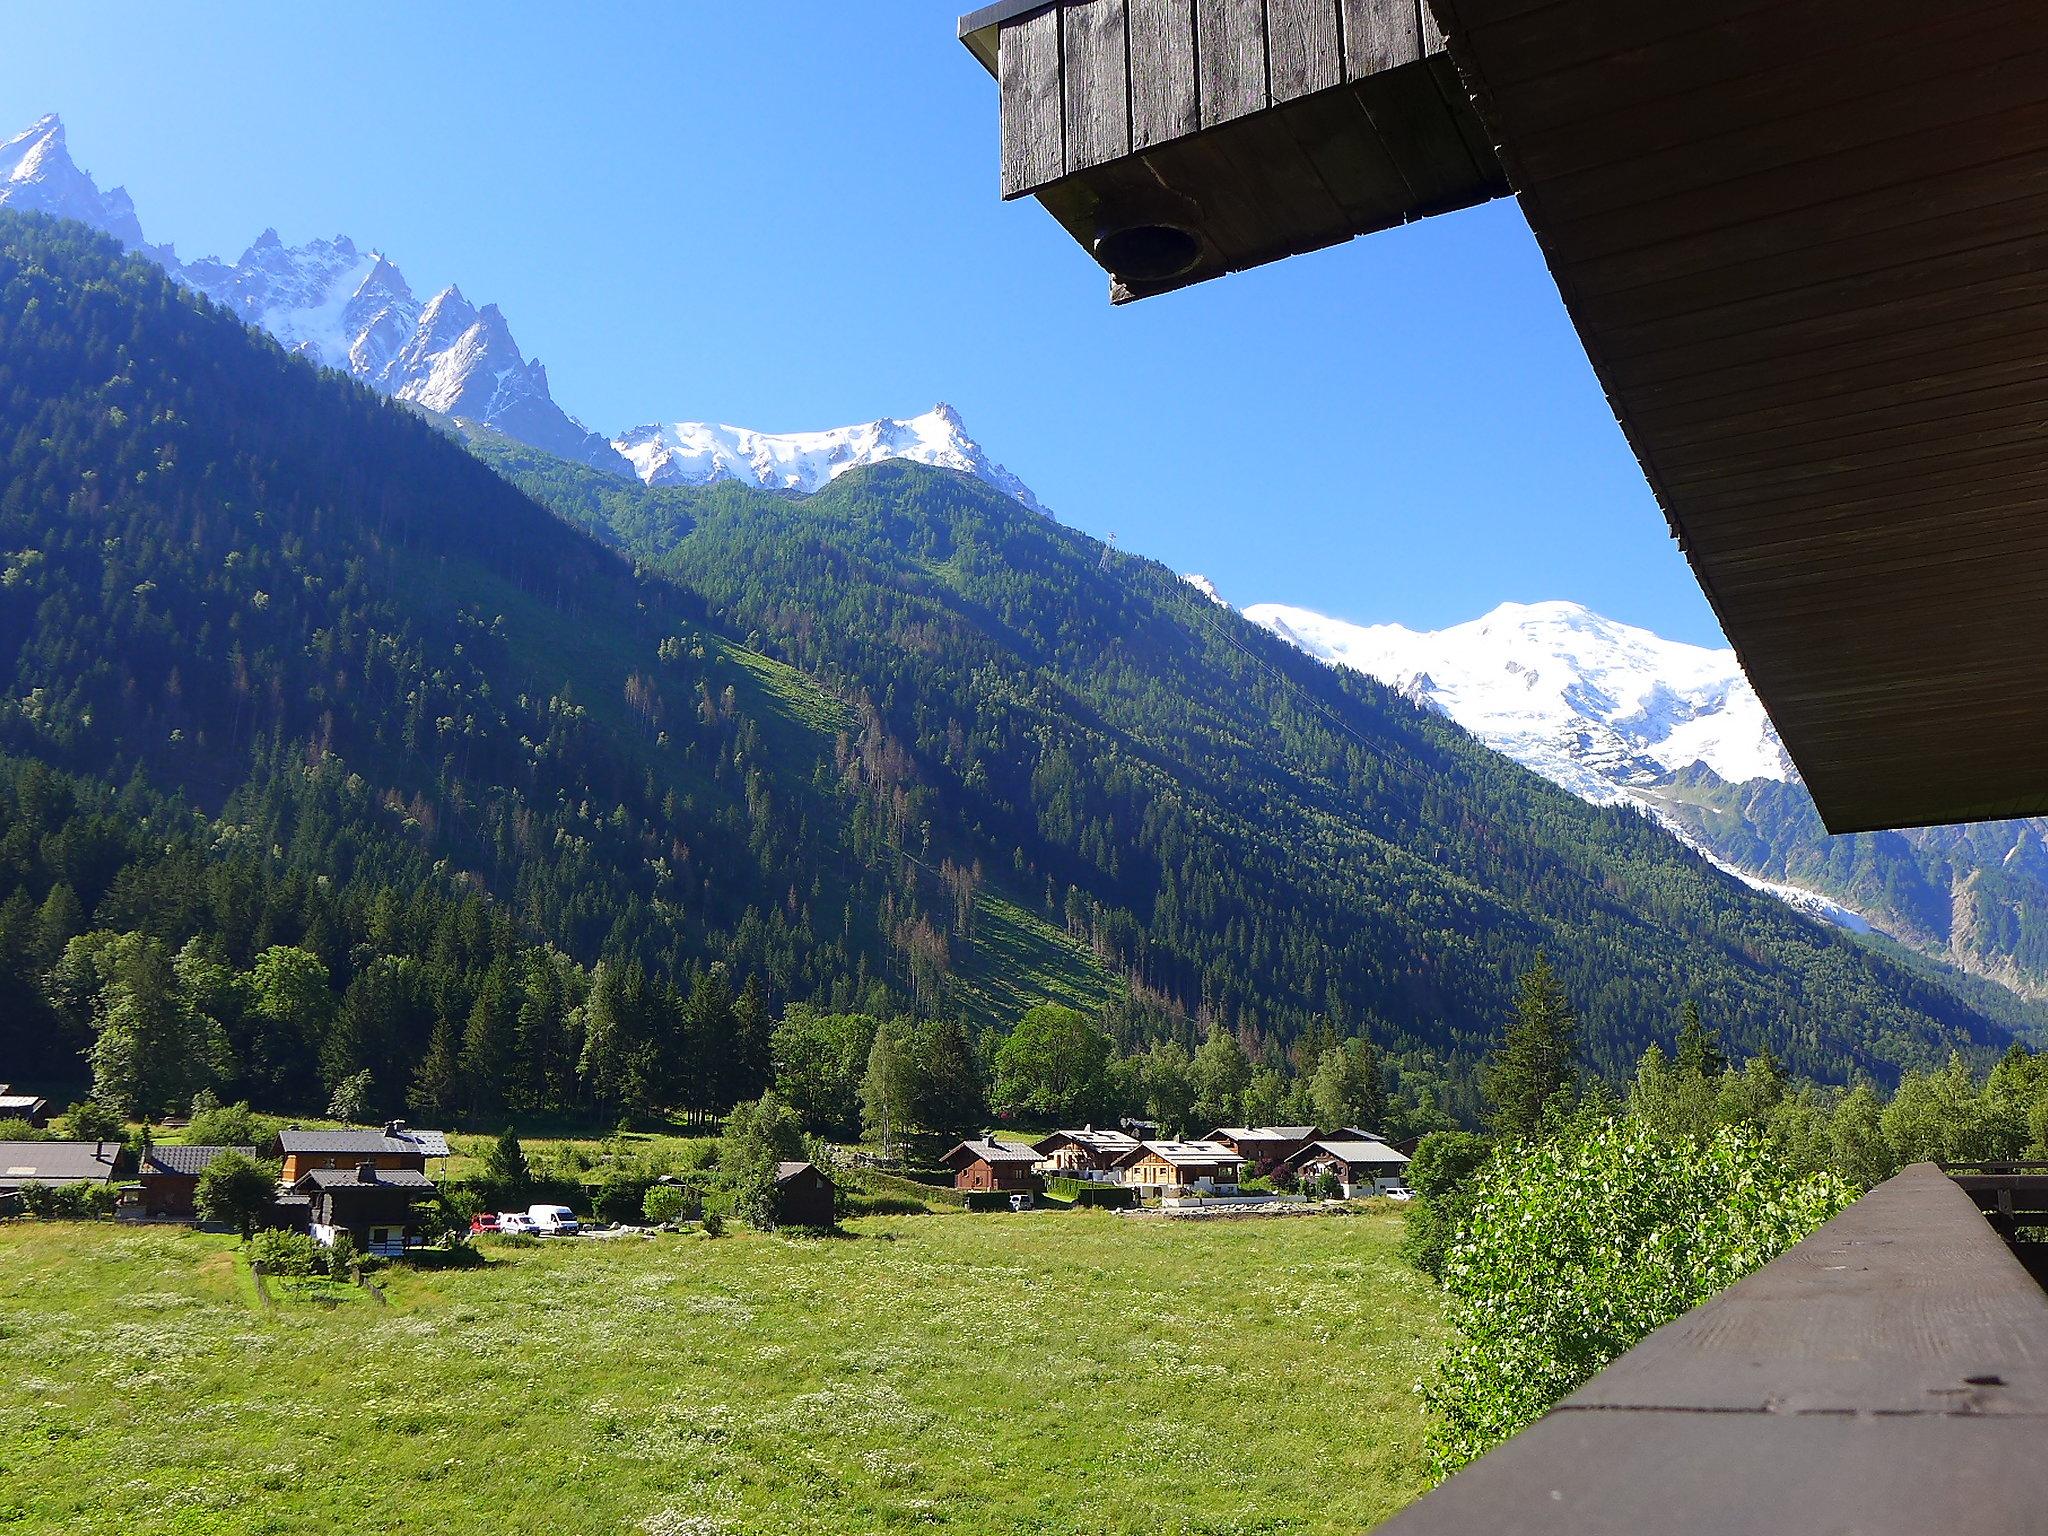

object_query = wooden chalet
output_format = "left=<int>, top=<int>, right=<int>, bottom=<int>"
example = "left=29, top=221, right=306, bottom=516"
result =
left=773, top=1160, right=838, bottom=1228
left=1112, top=1138, right=1245, bottom=1196
left=957, top=2, right=2048, bottom=1528
left=1034, top=1125, right=1142, bottom=1176
left=134, top=1144, right=256, bottom=1220
left=272, top=1123, right=441, bottom=1184
left=0, top=1140, right=121, bottom=1194
left=294, top=1163, right=436, bottom=1257
left=1204, top=1125, right=1318, bottom=1174
left=0, top=1085, right=50, bottom=1127
left=1283, top=1137, right=1410, bottom=1196
left=940, top=1136, right=1044, bottom=1193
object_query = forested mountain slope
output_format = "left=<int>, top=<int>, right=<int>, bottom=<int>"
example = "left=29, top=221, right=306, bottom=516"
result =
left=0, top=211, right=2030, bottom=1119
left=476, top=435, right=2038, bottom=1087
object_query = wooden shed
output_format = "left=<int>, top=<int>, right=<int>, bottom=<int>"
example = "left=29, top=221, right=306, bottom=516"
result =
left=135, top=1144, right=256, bottom=1220
left=772, top=1161, right=838, bottom=1228
left=1034, top=1126, right=1142, bottom=1175
left=294, top=1164, right=436, bottom=1257
left=961, top=0, right=1507, bottom=301
left=0, top=1085, right=50, bottom=1128
left=941, top=1136, right=1045, bottom=1193
left=272, top=1126, right=433, bottom=1185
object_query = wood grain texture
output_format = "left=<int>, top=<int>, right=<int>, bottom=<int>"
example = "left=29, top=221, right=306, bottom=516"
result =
left=1062, top=0, right=1133, bottom=173
left=1196, top=0, right=1269, bottom=128
left=1378, top=1167, right=2048, bottom=1534
left=999, top=8, right=1065, bottom=196
left=1264, top=0, right=1343, bottom=103
left=1341, top=0, right=1421, bottom=78
left=1128, top=0, right=1200, bottom=147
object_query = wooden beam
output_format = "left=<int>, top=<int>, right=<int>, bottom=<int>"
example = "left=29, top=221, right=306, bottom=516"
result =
left=1196, top=0, right=1270, bottom=128
left=1340, top=0, right=1421, bottom=78
left=1063, top=0, right=1134, bottom=173
left=999, top=8, right=1066, bottom=196
left=1265, top=0, right=1343, bottom=103
left=1129, top=0, right=1200, bottom=147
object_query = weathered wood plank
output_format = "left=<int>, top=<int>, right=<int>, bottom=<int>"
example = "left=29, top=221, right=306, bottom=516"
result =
left=1128, top=0, right=1200, bottom=148
left=1265, top=0, right=1343, bottom=103
left=1354, top=61, right=1484, bottom=210
left=1196, top=0, right=1269, bottom=128
left=1276, top=88, right=1416, bottom=231
left=1376, top=1168, right=2048, bottom=1535
left=1340, top=0, right=1421, bottom=78
left=1418, top=0, right=1446, bottom=54
left=1062, top=0, right=1133, bottom=173
left=999, top=8, right=1066, bottom=197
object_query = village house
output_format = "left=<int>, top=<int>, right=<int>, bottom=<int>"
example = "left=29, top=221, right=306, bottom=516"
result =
left=133, top=1144, right=256, bottom=1220
left=940, top=1136, right=1043, bottom=1193
left=0, top=1140, right=122, bottom=1195
left=773, top=1160, right=837, bottom=1228
left=272, top=1123, right=443, bottom=1183
left=1284, top=1139, right=1412, bottom=1199
left=1205, top=1126, right=1318, bottom=1175
left=1033, top=1126, right=1141, bottom=1180
left=294, top=1163, right=436, bottom=1256
left=1113, top=1139, right=1246, bottom=1199
left=0, top=1085, right=50, bottom=1128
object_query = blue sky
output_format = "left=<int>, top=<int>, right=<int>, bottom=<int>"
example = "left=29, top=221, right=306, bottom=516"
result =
left=1, top=3, right=1727, bottom=646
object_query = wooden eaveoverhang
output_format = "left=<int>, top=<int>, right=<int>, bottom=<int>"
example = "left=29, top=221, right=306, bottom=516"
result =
left=963, top=0, right=2048, bottom=833
left=959, top=0, right=1508, bottom=300
left=1430, top=0, right=2048, bottom=833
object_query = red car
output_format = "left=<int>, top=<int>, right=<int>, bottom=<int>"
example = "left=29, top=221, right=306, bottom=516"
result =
left=469, top=1212, right=501, bottom=1235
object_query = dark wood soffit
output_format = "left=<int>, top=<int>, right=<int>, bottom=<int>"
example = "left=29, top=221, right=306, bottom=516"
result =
left=1372, top=1164, right=2048, bottom=1535
left=1431, top=0, right=2048, bottom=833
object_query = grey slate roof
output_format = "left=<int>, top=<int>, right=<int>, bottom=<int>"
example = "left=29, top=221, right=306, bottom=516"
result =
left=775, top=1160, right=828, bottom=1184
left=0, top=1141, right=120, bottom=1187
left=277, top=1129, right=423, bottom=1156
left=398, top=1129, right=451, bottom=1157
left=1290, top=1138, right=1410, bottom=1168
left=1116, top=1139, right=1246, bottom=1168
left=1034, top=1127, right=1141, bottom=1156
left=293, top=1167, right=436, bottom=1192
left=0, top=1094, right=47, bottom=1115
left=142, top=1144, right=255, bottom=1177
left=944, top=1137, right=1042, bottom=1165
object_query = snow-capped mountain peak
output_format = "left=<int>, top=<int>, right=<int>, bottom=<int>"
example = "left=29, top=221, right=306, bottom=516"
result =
left=612, top=403, right=1048, bottom=513
left=1243, top=598, right=1792, bottom=807
left=0, top=115, right=1047, bottom=507
left=1, top=113, right=152, bottom=254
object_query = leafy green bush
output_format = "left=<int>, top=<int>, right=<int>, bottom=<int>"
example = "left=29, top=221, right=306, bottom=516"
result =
left=701, top=1211, right=726, bottom=1238
left=642, top=1184, right=694, bottom=1225
left=0, top=1118, right=48, bottom=1141
left=195, top=1150, right=281, bottom=1237
left=964, top=1189, right=1017, bottom=1212
left=15, top=1181, right=116, bottom=1220
left=64, top=1100, right=122, bottom=1140
left=1422, top=1120, right=1851, bottom=1476
left=1400, top=1131, right=1495, bottom=1280
left=185, top=1099, right=280, bottom=1149
left=250, top=1229, right=322, bottom=1278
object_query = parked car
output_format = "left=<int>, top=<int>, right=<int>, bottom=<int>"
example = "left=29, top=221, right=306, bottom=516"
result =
left=1008, top=1192, right=1034, bottom=1212
left=496, top=1212, right=538, bottom=1235
left=528, top=1204, right=581, bottom=1235
left=469, top=1212, right=501, bottom=1234
left=1380, top=1186, right=1414, bottom=1202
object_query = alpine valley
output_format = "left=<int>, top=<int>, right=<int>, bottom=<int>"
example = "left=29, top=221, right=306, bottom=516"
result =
left=1, top=114, right=2042, bottom=1132
left=1242, top=597, right=2048, bottom=1001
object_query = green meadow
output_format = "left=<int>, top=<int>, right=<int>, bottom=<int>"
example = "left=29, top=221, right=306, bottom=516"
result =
left=0, top=1209, right=1441, bottom=1536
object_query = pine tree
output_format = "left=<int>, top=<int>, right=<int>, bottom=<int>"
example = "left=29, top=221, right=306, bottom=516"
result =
left=1481, top=955, right=1580, bottom=1138
left=482, top=1125, right=532, bottom=1203
left=860, top=1018, right=910, bottom=1157
left=409, top=1013, right=462, bottom=1120
left=1674, top=1000, right=1726, bottom=1077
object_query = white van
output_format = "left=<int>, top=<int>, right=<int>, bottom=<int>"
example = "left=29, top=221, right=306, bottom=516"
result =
left=528, top=1204, right=581, bottom=1235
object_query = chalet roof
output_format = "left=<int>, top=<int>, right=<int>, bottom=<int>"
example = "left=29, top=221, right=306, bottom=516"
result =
left=942, top=1137, right=1042, bottom=1166
left=1116, top=1139, right=1246, bottom=1169
left=276, top=1129, right=427, bottom=1157
left=0, top=1093, right=47, bottom=1115
left=1211, top=1126, right=1317, bottom=1144
left=775, top=1160, right=830, bottom=1185
left=1034, top=1127, right=1141, bottom=1155
left=0, top=1141, right=120, bottom=1186
left=1289, top=1139, right=1411, bottom=1169
left=292, top=1167, right=436, bottom=1193
left=141, top=1144, right=255, bottom=1177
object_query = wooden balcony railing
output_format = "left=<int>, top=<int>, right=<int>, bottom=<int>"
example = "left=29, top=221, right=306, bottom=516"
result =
left=1372, top=1162, right=2048, bottom=1534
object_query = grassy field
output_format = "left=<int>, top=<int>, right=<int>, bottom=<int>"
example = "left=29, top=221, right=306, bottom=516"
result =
left=0, top=1208, right=1441, bottom=1536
